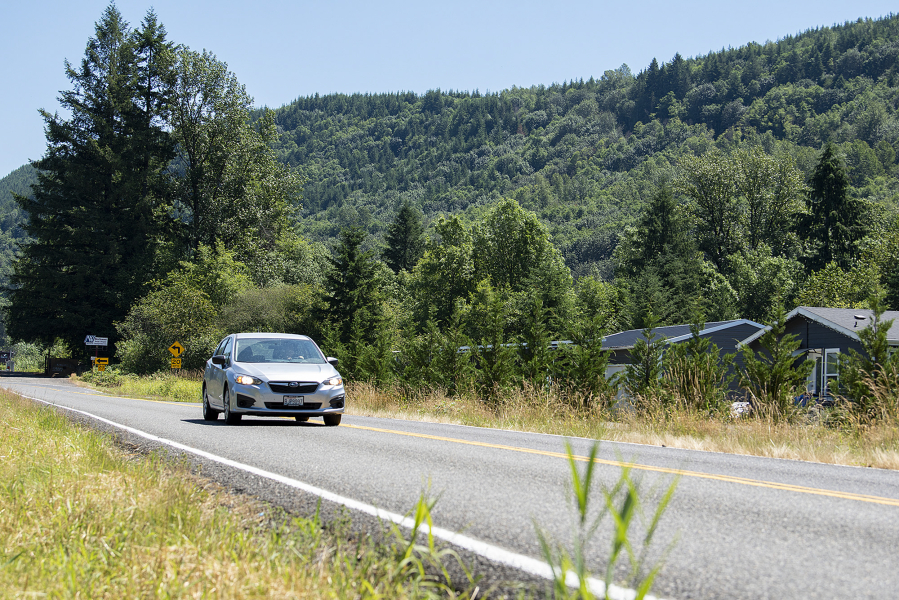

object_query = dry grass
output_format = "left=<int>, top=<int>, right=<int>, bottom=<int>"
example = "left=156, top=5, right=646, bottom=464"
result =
left=348, top=381, right=899, bottom=470
left=71, top=369, right=899, bottom=470
left=0, top=389, right=485, bottom=599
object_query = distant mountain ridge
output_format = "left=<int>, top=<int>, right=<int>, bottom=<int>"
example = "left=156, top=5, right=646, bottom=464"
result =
left=267, top=13, right=899, bottom=277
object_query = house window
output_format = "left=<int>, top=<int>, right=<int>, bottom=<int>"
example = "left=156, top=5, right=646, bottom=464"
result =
left=823, top=349, right=839, bottom=397
left=805, top=351, right=822, bottom=396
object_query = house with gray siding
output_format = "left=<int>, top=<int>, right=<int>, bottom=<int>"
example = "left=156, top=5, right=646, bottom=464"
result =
left=602, top=320, right=765, bottom=386
left=603, top=319, right=765, bottom=365
left=737, top=307, right=899, bottom=399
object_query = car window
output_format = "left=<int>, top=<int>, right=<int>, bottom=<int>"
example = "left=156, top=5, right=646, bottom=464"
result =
left=222, top=337, right=233, bottom=361
left=214, top=338, right=228, bottom=356
left=234, top=338, right=325, bottom=364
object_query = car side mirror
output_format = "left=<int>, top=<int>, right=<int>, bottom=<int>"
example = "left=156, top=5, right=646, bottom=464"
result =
left=211, top=355, right=227, bottom=366
left=327, top=357, right=339, bottom=367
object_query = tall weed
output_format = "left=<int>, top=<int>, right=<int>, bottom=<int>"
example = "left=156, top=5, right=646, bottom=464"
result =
left=536, top=442, right=677, bottom=599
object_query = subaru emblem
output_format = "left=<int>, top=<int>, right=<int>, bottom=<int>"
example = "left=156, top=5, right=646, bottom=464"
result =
left=289, top=382, right=298, bottom=387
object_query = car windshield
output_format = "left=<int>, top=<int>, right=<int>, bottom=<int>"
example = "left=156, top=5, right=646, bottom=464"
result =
left=234, top=338, right=326, bottom=364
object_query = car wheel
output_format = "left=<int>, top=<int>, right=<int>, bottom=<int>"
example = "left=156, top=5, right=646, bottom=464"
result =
left=294, top=416, right=309, bottom=422
left=202, top=386, right=220, bottom=421
left=223, top=387, right=242, bottom=424
left=323, top=414, right=341, bottom=426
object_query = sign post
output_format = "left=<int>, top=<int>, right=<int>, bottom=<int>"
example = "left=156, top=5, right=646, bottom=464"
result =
left=169, top=341, right=184, bottom=370
left=85, top=335, right=109, bottom=371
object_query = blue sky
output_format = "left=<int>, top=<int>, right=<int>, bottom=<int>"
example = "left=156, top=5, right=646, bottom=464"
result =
left=1, top=0, right=896, bottom=177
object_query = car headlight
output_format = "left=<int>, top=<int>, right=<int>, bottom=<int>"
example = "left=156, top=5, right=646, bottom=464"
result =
left=234, top=374, right=262, bottom=385
left=323, top=376, right=343, bottom=386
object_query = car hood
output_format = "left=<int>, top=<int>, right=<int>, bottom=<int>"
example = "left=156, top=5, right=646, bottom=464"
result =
left=236, top=362, right=340, bottom=382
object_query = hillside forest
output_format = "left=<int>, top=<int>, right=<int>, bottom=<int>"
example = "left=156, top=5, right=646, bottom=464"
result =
left=3, top=5, right=899, bottom=417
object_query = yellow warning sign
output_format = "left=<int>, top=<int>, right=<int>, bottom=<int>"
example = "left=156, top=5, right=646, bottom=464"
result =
left=171, top=357, right=182, bottom=369
left=95, top=357, right=109, bottom=365
left=98, top=365, right=106, bottom=372
left=169, top=341, right=185, bottom=357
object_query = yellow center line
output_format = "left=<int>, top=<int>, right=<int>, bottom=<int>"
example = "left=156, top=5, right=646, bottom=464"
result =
left=345, top=424, right=899, bottom=508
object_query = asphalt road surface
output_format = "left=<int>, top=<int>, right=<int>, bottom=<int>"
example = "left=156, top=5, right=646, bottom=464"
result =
left=4, top=377, right=899, bottom=599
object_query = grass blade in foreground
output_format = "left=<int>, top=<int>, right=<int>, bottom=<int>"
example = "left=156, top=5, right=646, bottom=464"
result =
left=536, top=442, right=678, bottom=600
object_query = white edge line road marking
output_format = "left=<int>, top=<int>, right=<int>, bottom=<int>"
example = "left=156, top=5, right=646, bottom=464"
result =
left=20, top=393, right=659, bottom=600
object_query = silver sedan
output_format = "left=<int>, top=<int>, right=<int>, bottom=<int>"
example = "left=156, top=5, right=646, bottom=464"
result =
left=202, top=333, right=346, bottom=426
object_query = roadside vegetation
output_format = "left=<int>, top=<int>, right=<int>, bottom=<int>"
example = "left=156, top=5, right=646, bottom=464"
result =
left=0, top=389, right=488, bottom=599
left=77, top=356, right=899, bottom=471
left=3, top=382, right=680, bottom=600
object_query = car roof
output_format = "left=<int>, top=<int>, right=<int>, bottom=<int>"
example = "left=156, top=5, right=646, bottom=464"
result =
left=232, top=333, right=312, bottom=341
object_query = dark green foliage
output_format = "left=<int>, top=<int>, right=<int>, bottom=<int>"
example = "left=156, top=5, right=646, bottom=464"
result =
left=624, top=312, right=666, bottom=395
left=323, top=227, right=383, bottom=346
left=219, top=284, right=324, bottom=337
left=799, top=143, right=869, bottom=271
left=518, top=297, right=553, bottom=384
left=8, top=6, right=175, bottom=351
left=260, top=14, right=899, bottom=278
left=739, top=305, right=814, bottom=420
left=471, top=287, right=517, bottom=403
left=382, top=202, right=425, bottom=273
left=400, top=307, right=477, bottom=394
left=665, top=320, right=734, bottom=411
left=838, top=293, right=899, bottom=421
left=558, top=311, right=615, bottom=407
left=616, top=184, right=704, bottom=327
left=116, top=277, right=221, bottom=374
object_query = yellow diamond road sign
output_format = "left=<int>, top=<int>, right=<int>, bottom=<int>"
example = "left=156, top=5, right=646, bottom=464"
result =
left=169, top=341, right=185, bottom=357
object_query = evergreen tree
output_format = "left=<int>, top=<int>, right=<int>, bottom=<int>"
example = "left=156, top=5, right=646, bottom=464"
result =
left=624, top=311, right=667, bottom=396
left=838, top=293, right=899, bottom=421
left=519, top=296, right=553, bottom=385
left=324, top=227, right=382, bottom=345
left=739, top=305, right=814, bottom=421
left=383, top=202, right=425, bottom=273
left=7, top=6, right=175, bottom=350
left=799, top=143, right=868, bottom=271
left=617, top=184, right=703, bottom=326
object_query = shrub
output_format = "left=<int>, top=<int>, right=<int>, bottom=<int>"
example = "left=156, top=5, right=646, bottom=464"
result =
left=665, top=322, right=733, bottom=412
left=739, top=305, right=813, bottom=421
left=838, top=293, right=899, bottom=422
left=116, top=278, right=222, bottom=374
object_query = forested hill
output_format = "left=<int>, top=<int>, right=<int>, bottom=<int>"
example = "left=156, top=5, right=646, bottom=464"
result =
left=0, top=164, right=35, bottom=281
left=270, top=13, right=899, bottom=278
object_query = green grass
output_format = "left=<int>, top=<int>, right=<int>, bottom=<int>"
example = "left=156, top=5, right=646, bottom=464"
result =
left=77, top=367, right=203, bottom=403
left=0, top=389, right=486, bottom=599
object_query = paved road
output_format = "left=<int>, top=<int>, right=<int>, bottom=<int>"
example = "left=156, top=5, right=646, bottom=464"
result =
left=5, top=377, right=899, bottom=599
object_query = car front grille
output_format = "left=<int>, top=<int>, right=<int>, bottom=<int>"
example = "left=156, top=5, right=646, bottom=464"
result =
left=264, top=402, right=322, bottom=410
left=268, top=382, right=319, bottom=394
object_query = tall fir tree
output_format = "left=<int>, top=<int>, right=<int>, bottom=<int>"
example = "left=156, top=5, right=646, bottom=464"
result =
left=7, top=5, right=175, bottom=350
left=324, top=227, right=382, bottom=345
left=799, top=143, right=868, bottom=271
left=382, top=201, right=425, bottom=273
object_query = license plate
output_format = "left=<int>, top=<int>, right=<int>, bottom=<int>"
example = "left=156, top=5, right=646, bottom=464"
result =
left=283, top=395, right=304, bottom=407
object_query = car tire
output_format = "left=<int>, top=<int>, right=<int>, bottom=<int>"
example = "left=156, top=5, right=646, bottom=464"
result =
left=223, top=387, right=242, bottom=424
left=294, top=416, right=309, bottom=422
left=323, top=414, right=341, bottom=426
left=202, top=386, right=220, bottom=421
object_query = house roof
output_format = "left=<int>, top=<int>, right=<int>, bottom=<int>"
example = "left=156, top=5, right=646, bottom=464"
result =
left=737, top=306, right=899, bottom=347
left=601, top=319, right=762, bottom=350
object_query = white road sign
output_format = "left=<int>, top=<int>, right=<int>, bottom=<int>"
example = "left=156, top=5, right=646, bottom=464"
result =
left=84, top=335, right=109, bottom=346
